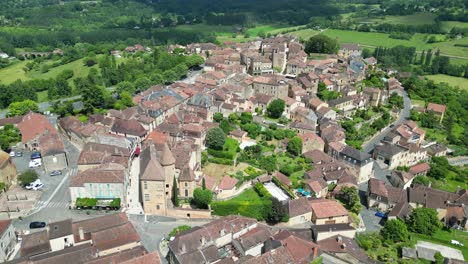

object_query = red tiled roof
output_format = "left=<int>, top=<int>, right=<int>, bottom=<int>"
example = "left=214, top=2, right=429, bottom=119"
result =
left=427, top=103, right=447, bottom=113
left=18, top=112, right=57, bottom=144
left=409, top=162, right=431, bottom=175
left=91, top=222, right=140, bottom=251
left=218, top=175, right=238, bottom=190
left=0, top=219, right=12, bottom=235
left=309, top=199, right=349, bottom=218
left=288, top=197, right=312, bottom=217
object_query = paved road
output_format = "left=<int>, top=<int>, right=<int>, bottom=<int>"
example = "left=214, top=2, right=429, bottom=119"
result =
left=362, top=91, right=411, bottom=153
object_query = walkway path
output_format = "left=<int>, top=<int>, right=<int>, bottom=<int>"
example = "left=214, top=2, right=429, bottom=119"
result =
left=126, top=157, right=144, bottom=215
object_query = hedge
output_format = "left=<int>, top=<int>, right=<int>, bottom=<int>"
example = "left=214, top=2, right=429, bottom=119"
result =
left=207, top=149, right=235, bottom=160
left=254, top=182, right=272, bottom=198
left=208, top=157, right=234, bottom=165
left=110, top=198, right=121, bottom=208
left=272, top=177, right=295, bottom=198
left=76, top=198, right=97, bottom=207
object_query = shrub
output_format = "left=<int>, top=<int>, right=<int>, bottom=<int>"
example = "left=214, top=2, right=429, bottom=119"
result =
left=109, top=198, right=121, bottom=208
left=168, top=225, right=192, bottom=238
left=208, top=157, right=234, bottom=165
left=207, top=149, right=235, bottom=159
left=76, top=198, right=98, bottom=208
left=254, top=182, right=272, bottom=198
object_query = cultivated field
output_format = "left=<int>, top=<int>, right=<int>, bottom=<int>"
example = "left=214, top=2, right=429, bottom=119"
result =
left=425, top=74, right=468, bottom=90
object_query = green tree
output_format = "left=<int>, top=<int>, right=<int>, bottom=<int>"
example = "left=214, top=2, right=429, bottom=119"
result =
left=287, top=136, right=302, bottom=156
left=116, top=81, right=135, bottom=94
left=362, top=48, right=372, bottom=59
left=304, top=34, right=340, bottom=54
left=356, top=232, right=382, bottom=250
left=407, top=208, right=442, bottom=235
left=266, top=197, right=288, bottom=224
left=213, top=113, right=223, bottom=122
left=371, top=118, right=386, bottom=131
left=168, top=225, right=191, bottom=238
left=239, top=112, right=253, bottom=124
left=18, top=170, right=39, bottom=186
left=388, top=92, right=404, bottom=109
left=206, top=127, right=226, bottom=150
left=259, top=155, right=277, bottom=173
left=202, top=177, right=206, bottom=190
left=412, top=175, right=430, bottom=186
left=134, top=77, right=151, bottom=92
left=266, top=99, right=285, bottom=118
left=381, top=219, right=409, bottom=243
left=172, top=177, right=179, bottom=207
left=192, top=187, right=213, bottom=209
left=434, top=252, right=444, bottom=264
left=8, top=100, right=39, bottom=116
left=335, top=186, right=362, bottom=214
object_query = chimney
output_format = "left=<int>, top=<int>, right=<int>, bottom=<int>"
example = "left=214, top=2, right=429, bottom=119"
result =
left=79, top=227, right=84, bottom=240
left=336, top=236, right=342, bottom=242
left=312, top=246, right=319, bottom=258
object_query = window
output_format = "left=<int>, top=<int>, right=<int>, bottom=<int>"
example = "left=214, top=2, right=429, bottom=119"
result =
left=166, top=184, right=170, bottom=188
left=185, top=190, right=188, bottom=196
left=144, top=181, right=148, bottom=190
left=144, top=194, right=150, bottom=201
left=185, top=182, right=188, bottom=187
left=156, top=205, right=160, bottom=210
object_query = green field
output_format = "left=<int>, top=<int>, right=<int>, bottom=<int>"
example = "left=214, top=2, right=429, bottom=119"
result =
left=289, top=29, right=468, bottom=58
left=425, top=74, right=468, bottom=90
left=366, top=13, right=437, bottom=26
left=216, top=24, right=303, bottom=43
left=441, top=21, right=468, bottom=31
left=0, top=58, right=101, bottom=85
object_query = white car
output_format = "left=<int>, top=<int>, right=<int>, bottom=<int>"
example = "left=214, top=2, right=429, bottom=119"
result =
left=29, top=160, right=42, bottom=168
left=25, top=180, right=42, bottom=190
left=32, top=183, right=44, bottom=191
left=9, top=151, right=15, bottom=157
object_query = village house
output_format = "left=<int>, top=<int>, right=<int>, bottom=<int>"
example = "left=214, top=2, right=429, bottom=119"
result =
left=216, top=175, right=238, bottom=199
left=388, top=121, right=426, bottom=145
left=77, top=142, right=131, bottom=172
left=250, top=93, right=273, bottom=112
left=367, top=178, right=406, bottom=212
left=304, top=178, right=328, bottom=198
left=409, top=162, right=431, bottom=176
left=426, top=102, right=447, bottom=123
left=390, top=170, right=416, bottom=190
left=0, top=220, right=16, bottom=262
left=424, top=143, right=448, bottom=157
left=291, top=106, right=318, bottom=129
left=338, top=43, right=362, bottom=59
left=363, top=87, right=382, bottom=107
left=252, top=74, right=289, bottom=100
left=110, top=119, right=147, bottom=142
left=69, top=163, right=127, bottom=207
left=228, top=129, right=248, bottom=142
left=309, top=199, right=349, bottom=225
left=373, top=141, right=428, bottom=170
left=328, top=141, right=373, bottom=183
left=39, top=133, right=68, bottom=172
left=287, top=197, right=312, bottom=226
left=318, top=235, right=376, bottom=264
left=0, top=150, right=17, bottom=188
left=17, top=112, right=57, bottom=151
left=298, top=132, right=325, bottom=153
left=328, top=96, right=356, bottom=116
left=19, top=213, right=146, bottom=260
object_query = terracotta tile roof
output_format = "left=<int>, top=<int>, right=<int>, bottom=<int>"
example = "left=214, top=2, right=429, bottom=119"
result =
left=233, top=225, right=272, bottom=252
left=288, top=197, right=312, bottom=217
left=139, top=144, right=165, bottom=181
left=275, top=232, right=319, bottom=264
left=305, top=179, right=327, bottom=194
left=21, top=230, right=51, bottom=257
left=39, top=133, right=65, bottom=156
left=409, top=185, right=460, bottom=209
left=303, top=150, right=334, bottom=164
left=111, top=119, right=147, bottom=137
left=273, top=171, right=292, bottom=186
left=0, top=219, right=12, bottom=236
left=0, top=115, right=23, bottom=127
left=427, top=103, right=447, bottom=113
left=87, top=246, right=148, bottom=264
left=319, top=235, right=374, bottom=264
left=218, top=175, right=238, bottom=190
left=72, top=213, right=128, bottom=244
left=120, top=252, right=161, bottom=264
left=242, top=246, right=295, bottom=264
left=28, top=243, right=97, bottom=264
left=309, top=199, right=348, bottom=218
left=299, top=132, right=324, bottom=145
left=409, top=162, right=431, bottom=175
left=91, top=222, right=140, bottom=251
left=69, top=165, right=125, bottom=187
left=200, top=175, right=217, bottom=191
left=18, top=112, right=57, bottom=144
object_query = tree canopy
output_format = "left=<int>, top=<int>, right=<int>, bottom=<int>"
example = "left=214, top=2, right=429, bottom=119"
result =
left=192, top=187, right=213, bottom=209
left=8, top=99, right=38, bottom=116
left=287, top=136, right=302, bottom=156
left=266, top=99, right=285, bottom=118
left=381, top=219, right=409, bottom=243
left=304, top=34, right=339, bottom=54
left=407, top=207, right=442, bottom=235
left=18, top=170, right=39, bottom=186
left=206, top=127, right=226, bottom=150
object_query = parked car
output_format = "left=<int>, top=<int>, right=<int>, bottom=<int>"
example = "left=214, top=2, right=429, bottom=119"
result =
left=25, top=180, right=42, bottom=190
left=31, top=152, right=41, bottom=160
left=32, top=183, right=44, bottom=191
left=29, top=160, right=42, bottom=168
left=15, top=152, right=23, bottom=157
left=451, top=240, right=464, bottom=246
left=375, top=211, right=388, bottom=218
left=50, top=170, right=62, bottom=176
left=29, top=221, right=46, bottom=229
left=9, top=151, right=15, bottom=157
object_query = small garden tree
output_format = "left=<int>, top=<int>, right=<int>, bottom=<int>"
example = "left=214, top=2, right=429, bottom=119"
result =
left=18, top=170, right=39, bottom=186
left=193, top=188, right=213, bottom=209
left=206, top=127, right=226, bottom=150
left=8, top=100, right=39, bottom=116
left=381, top=219, right=409, bottom=243
left=407, top=207, right=442, bottom=235
left=172, top=177, right=179, bottom=207
left=213, top=112, right=223, bottom=122
left=335, top=186, right=362, bottom=214
left=266, top=99, right=285, bottom=118
left=287, top=136, right=302, bottom=156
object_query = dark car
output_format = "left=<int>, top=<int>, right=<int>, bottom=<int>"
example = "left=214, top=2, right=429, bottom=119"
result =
left=375, top=211, right=388, bottom=219
left=50, top=170, right=62, bottom=176
left=29, top=221, right=46, bottom=229
left=31, top=152, right=41, bottom=160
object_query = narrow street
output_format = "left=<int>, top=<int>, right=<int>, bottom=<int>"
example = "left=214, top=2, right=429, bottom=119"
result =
left=126, top=156, right=144, bottom=215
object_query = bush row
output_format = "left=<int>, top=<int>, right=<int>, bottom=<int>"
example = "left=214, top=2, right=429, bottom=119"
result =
left=207, top=148, right=235, bottom=160
left=254, top=182, right=272, bottom=198
left=211, top=200, right=270, bottom=221
left=208, top=157, right=234, bottom=166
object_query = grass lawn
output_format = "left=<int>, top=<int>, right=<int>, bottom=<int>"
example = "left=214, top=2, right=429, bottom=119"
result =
left=368, top=13, right=437, bottom=26
left=217, top=24, right=304, bottom=43
left=429, top=173, right=468, bottom=193
left=411, top=230, right=468, bottom=260
left=425, top=74, right=468, bottom=90
left=288, top=29, right=468, bottom=58
left=441, top=21, right=468, bottom=31
left=277, top=155, right=306, bottom=187
left=202, top=162, right=251, bottom=180
left=177, top=24, right=235, bottom=37
left=411, top=99, right=426, bottom=107
left=0, top=58, right=99, bottom=86
left=36, top=90, right=48, bottom=103
left=211, top=188, right=267, bottom=220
